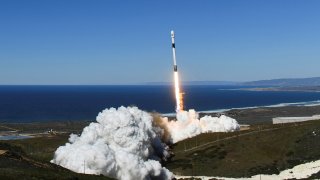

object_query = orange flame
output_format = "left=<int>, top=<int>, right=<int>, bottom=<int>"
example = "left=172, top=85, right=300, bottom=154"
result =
left=179, top=92, right=184, bottom=111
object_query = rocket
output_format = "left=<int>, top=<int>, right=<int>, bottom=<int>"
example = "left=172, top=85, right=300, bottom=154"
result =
left=171, top=30, right=178, bottom=72
left=170, top=30, right=184, bottom=112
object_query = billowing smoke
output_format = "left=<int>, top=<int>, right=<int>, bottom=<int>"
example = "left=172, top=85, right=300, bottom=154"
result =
left=160, top=109, right=240, bottom=143
left=51, top=106, right=173, bottom=180
left=51, top=106, right=240, bottom=179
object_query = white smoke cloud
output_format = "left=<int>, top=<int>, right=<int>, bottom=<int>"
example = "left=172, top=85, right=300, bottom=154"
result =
left=161, top=109, right=240, bottom=143
left=51, top=106, right=240, bottom=179
left=51, top=106, right=173, bottom=180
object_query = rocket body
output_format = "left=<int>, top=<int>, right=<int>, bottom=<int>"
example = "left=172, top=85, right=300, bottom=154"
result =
left=171, top=30, right=183, bottom=112
left=171, top=31, right=178, bottom=72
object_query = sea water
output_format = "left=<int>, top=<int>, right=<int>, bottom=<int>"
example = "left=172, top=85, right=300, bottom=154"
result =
left=0, top=85, right=320, bottom=122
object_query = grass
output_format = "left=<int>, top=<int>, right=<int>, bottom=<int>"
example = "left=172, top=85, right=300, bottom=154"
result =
left=0, top=141, right=113, bottom=180
left=166, top=120, right=320, bottom=177
left=1, top=120, right=320, bottom=179
left=0, top=123, right=114, bottom=180
left=0, top=121, right=90, bottom=134
left=6, top=134, right=70, bottom=162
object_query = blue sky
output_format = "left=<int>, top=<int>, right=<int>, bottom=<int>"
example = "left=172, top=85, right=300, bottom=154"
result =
left=1, top=0, right=320, bottom=85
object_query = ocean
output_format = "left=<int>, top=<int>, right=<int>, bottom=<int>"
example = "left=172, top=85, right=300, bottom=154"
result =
left=1, top=85, right=320, bottom=122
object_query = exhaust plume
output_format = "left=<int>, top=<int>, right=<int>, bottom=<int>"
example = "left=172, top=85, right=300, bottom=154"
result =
left=161, top=109, right=240, bottom=143
left=51, top=106, right=239, bottom=179
left=51, top=106, right=173, bottom=180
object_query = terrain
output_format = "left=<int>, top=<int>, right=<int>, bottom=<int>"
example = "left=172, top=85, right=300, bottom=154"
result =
left=242, top=86, right=320, bottom=92
left=0, top=106, right=320, bottom=179
left=166, top=120, right=320, bottom=178
left=0, top=139, right=112, bottom=180
left=242, top=77, right=320, bottom=87
left=210, top=105, right=320, bottom=125
left=0, top=122, right=113, bottom=180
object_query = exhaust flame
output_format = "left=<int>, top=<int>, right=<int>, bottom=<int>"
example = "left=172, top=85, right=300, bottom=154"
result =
left=174, top=71, right=184, bottom=112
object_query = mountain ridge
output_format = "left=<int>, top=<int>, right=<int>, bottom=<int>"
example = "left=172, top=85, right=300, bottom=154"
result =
left=243, top=77, right=320, bottom=86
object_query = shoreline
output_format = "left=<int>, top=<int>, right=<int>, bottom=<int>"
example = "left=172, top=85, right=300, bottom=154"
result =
left=0, top=101, right=320, bottom=125
left=218, top=105, right=320, bottom=125
left=162, top=100, right=320, bottom=117
left=227, top=86, right=320, bottom=93
left=1, top=103, right=320, bottom=179
left=0, top=103, right=319, bottom=129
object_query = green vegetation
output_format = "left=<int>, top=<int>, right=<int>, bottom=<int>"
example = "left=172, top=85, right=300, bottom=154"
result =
left=166, top=120, right=320, bottom=177
left=0, top=122, right=114, bottom=180
left=0, top=141, right=113, bottom=180
left=0, top=121, right=90, bottom=134
left=6, top=134, right=70, bottom=162
left=1, top=119, right=320, bottom=179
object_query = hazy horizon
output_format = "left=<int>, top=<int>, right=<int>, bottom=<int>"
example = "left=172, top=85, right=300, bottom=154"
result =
left=2, top=76, right=320, bottom=85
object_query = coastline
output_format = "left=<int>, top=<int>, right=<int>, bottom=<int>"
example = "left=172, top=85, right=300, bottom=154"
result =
left=208, top=104, right=320, bottom=125
left=228, top=86, right=320, bottom=93
left=163, top=100, right=320, bottom=124
left=1, top=102, right=320, bottom=178
left=0, top=101, right=319, bottom=129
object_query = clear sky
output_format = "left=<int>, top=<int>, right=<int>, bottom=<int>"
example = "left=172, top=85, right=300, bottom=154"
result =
left=1, top=0, right=320, bottom=85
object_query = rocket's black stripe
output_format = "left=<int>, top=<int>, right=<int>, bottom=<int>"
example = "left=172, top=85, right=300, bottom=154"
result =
left=174, top=65, right=177, bottom=71
left=172, top=43, right=175, bottom=48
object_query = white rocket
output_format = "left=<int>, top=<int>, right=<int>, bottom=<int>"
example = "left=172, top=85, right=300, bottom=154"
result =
left=171, top=30, right=183, bottom=112
left=171, top=30, right=178, bottom=72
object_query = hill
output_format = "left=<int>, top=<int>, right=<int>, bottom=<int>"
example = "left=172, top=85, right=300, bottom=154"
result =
left=243, top=77, right=320, bottom=87
left=166, top=120, right=320, bottom=178
left=0, top=140, right=113, bottom=180
left=0, top=122, right=114, bottom=180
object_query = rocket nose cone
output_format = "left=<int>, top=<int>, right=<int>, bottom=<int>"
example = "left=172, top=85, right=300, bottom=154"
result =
left=171, top=30, right=174, bottom=37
